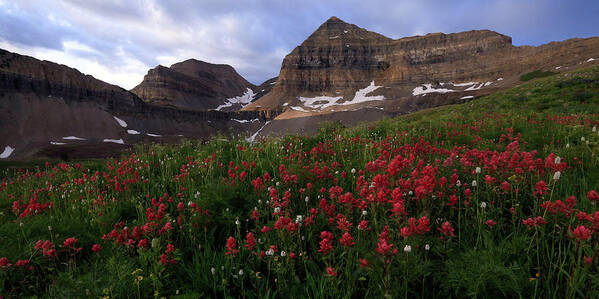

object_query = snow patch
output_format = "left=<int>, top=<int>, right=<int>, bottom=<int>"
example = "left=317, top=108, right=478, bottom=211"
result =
left=247, top=121, right=270, bottom=143
left=232, top=118, right=259, bottom=123
left=283, top=103, right=289, bottom=106
left=298, top=81, right=385, bottom=110
left=113, top=116, right=127, bottom=128
left=50, top=142, right=66, bottom=145
left=412, top=84, right=456, bottom=96
left=340, top=81, right=385, bottom=106
left=555, top=66, right=562, bottom=70
left=147, top=133, right=161, bottom=137
left=329, top=35, right=339, bottom=39
left=0, top=146, right=14, bottom=159
left=290, top=106, right=311, bottom=113
left=587, top=58, right=595, bottom=62
left=127, top=130, right=140, bottom=135
left=497, top=77, right=504, bottom=81
left=215, top=88, right=256, bottom=111
left=484, top=81, right=492, bottom=87
left=465, top=83, right=486, bottom=91
left=460, top=96, right=474, bottom=100
left=62, top=136, right=86, bottom=140
left=103, top=139, right=124, bottom=144
left=452, top=82, right=478, bottom=87
left=298, top=95, right=343, bottom=110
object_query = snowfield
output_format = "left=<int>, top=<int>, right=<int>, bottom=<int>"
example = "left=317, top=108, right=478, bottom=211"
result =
left=215, top=88, right=256, bottom=111
left=297, top=81, right=385, bottom=110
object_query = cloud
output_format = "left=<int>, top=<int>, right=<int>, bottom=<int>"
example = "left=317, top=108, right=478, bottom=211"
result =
left=0, top=0, right=597, bottom=89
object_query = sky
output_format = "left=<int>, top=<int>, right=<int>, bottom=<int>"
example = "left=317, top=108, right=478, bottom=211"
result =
left=1, top=0, right=598, bottom=90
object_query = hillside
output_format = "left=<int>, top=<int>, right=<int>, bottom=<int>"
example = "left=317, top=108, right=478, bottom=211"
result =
left=1, top=65, right=598, bottom=297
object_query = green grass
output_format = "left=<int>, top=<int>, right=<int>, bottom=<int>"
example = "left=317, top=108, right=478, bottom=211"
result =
left=520, top=69, right=559, bottom=82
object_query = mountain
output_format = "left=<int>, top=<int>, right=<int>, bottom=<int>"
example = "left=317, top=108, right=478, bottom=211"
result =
left=132, top=59, right=266, bottom=111
left=244, top=16, right=599, bottom=119
left=0, top=49, right=272, bottom=160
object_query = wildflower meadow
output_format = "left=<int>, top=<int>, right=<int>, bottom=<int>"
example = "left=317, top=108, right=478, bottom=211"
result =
left=1, top=66, right=599, bottom=298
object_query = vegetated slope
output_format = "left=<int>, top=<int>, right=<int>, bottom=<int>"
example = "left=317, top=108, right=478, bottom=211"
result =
left=1, top=66, right=598, bottom=298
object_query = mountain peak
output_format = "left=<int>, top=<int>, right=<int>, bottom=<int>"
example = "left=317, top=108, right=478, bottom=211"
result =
left=325, top=16, right=344, bottom=23
left=303, top=16, right=390, bottom=44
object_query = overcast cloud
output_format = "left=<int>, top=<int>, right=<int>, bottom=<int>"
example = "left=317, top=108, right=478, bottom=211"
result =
left=1, top=0, right=597, bottom=89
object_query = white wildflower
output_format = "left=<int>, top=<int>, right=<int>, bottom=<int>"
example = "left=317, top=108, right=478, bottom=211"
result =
left=480, top=202, right=487, bottom=209
left=475, top=167, right=481, bottom=174
left=553, top=171, right=561, bottom=180
left=404, top=245, right=412, bottom=253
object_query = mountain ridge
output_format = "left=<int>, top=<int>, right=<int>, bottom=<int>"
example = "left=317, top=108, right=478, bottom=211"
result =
left=243, top=16, right=599, bottom=116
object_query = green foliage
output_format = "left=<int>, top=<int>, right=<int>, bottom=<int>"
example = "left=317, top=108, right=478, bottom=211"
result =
left=520, top=70, right=558, bottom=81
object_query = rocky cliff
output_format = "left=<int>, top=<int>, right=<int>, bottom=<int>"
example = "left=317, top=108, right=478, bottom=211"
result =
left=245, top=16, right=599, bottom=115
left=131, top=59, right=256, bottom=111
left=0, top=50, right=274, bottom=160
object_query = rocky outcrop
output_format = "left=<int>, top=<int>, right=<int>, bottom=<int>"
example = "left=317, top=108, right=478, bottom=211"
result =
left=131, top=59, right=255, bottom=111
left=245, top=16, right=599, bottom=114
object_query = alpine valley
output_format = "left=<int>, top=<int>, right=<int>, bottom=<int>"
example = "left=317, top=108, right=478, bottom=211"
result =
left=1, top=16, right=598, bottom=160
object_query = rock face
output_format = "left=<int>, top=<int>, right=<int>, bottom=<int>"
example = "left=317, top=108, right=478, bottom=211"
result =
left=245, top=16, right=599, bottom=115
left=0, top=49, right=274, bottom=160
left=131, top=59, right=256, bottom=111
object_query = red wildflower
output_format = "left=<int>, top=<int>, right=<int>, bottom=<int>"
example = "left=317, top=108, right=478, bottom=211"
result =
left=159, top=254, right=169, bottom=266
left=569, top=225, right=593, bottom=242
left=359, top=258, right=370, bottom=268
left=15, top=259, right=29, bottom=267
left=325, top=267, right=337, bottom=277
left=0, top=257, right=10, bottom=268
left=244, top=232, right=256, bottom=250
left=91, top=244, right=102, bottom=253
left=339, top=232, right=355, bottom=247
left=584, top=255, right=593, bottom=266
left=438, top=221, right=455, bottom=237
left=63, top=237, right=78, bottom=248
left=225, top=236, right=239, bottom=255
left=485, top=219, right=497, bottom=227
left=166, top=244, right=175, bottom=254
left=534, top=181, right=548, bottom=197
left=358, top=220, right=369, bottom=230
left=588, top=190, right=599, bottom=202
left=318, top=237, right=334, bottom=255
